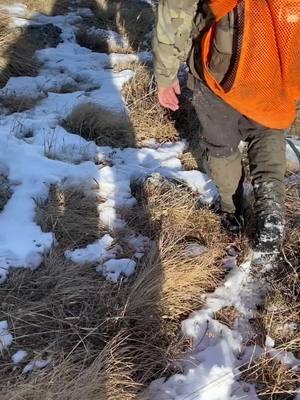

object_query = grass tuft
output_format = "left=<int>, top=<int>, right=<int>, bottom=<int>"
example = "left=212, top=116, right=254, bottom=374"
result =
left=35, top=185, right=107, bottom=251
left=0, top=13, right=38, bottom=88
left=63, top=103, right=136, bottom=148
left=241, top=354, right=299, bottom=399
left=76, top=26, right=131, bottom=54
left=0, top=94, right=44, bottom=114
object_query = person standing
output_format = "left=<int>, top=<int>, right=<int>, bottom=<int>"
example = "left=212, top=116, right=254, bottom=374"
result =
left=153, top=0, right=300, bottom=264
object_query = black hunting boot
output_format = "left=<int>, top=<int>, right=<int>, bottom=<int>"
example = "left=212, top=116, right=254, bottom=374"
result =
left=206, top=150, right=246, bottom=235
left=247, top=127, right=286, bottom=271
left=252, top=212, right=284, bottom=270
left=220, top=211, right=245, bottom=234
left=251, top=179, right=285, bottom=270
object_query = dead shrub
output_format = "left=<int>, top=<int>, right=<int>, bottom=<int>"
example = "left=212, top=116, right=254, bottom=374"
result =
left=63, top=103, right=135, bottom=147
left=123, top=64, right=155, bottom=105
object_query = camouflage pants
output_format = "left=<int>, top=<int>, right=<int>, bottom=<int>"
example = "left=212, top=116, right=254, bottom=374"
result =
left=192, top=80, right=286, bottom=218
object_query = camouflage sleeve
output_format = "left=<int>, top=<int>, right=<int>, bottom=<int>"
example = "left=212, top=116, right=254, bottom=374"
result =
left=153, top=0, right=199, bottom=87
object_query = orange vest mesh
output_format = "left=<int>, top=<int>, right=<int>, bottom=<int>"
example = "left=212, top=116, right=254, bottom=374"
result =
left=202, top=0, right=300, bottom=129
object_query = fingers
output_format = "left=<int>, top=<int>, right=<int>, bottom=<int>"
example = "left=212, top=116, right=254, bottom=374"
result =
left=158, top=82, right=180, bottom=111
left=158, top=88, right=179, bottom=110
left=158, top=95, right=179, bottom=111
left=162, top=102, right=178, bottom=111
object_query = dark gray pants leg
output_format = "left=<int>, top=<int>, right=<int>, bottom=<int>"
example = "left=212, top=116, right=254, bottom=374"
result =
left=192, top=80, right=244, bottom=214
left=241, top=119, right=286, bottom=251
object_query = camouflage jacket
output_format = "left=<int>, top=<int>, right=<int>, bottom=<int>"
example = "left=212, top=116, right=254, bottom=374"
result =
left=153, top=0, right=236, bottom=88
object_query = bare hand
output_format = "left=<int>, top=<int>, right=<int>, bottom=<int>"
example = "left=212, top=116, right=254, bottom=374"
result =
left=158, top=80, right=181, bottom=111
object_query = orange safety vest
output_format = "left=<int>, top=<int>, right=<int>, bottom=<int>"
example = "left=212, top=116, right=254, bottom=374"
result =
left=202, top=0, right=300, bottom=129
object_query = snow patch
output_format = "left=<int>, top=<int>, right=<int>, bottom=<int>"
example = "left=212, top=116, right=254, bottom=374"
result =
left=0, top=321, right=13, bottom=352
left=98, top=258, right=136, bottom=282
left=22, top=359, right=50, bottom=374
left=65, top=234, right=117, bottom=264
left=12, top=350, right=28, bottom=364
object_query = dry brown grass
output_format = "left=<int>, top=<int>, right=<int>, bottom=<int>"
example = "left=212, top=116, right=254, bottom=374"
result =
left=263, top=289, right=299, bottom=351
left=122, top=64, right=201, bottom=148
left=0, top=94, right=44, bottom=114
left=130, top=238, right=223, bottom=323
left=63, top=103, right=136, bottom=148
left=241, top=353, right=299, bottom=399
left=0, top=254, right=140, bottom=400
left=62, top=67, right=197, bottom=149
left=214, top=306, right=240, bottom=330
left=49, top=82, right=80, bottom=94
left=0, top=174, right=11, bottom=212
left=180, top=151, right=199, bottom=171
left=0, top=0, right=70, bottom=15
left=77, top=0, right=155, bottom=53
left=36, top=185, right=107, bottom=251
left=24, top=0, right=70, bottom=16
left=0, top=2, right=297, bottom=390
left=1, top=177, right=224, bottom=398
left=125, top=175, right=224, bottom=245
left=76, top=26, right=131, bottom=54
left=0, top=13, right=38, bottom=88
left=116, top=178, right=225, bottom=383
left=124, top=176, right=226, bottom=322
left=123, top=64, right=181, bottom=145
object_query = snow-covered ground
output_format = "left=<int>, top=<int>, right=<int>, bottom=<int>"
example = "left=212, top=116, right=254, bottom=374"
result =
left=0, top=2, right=299, bottom=399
